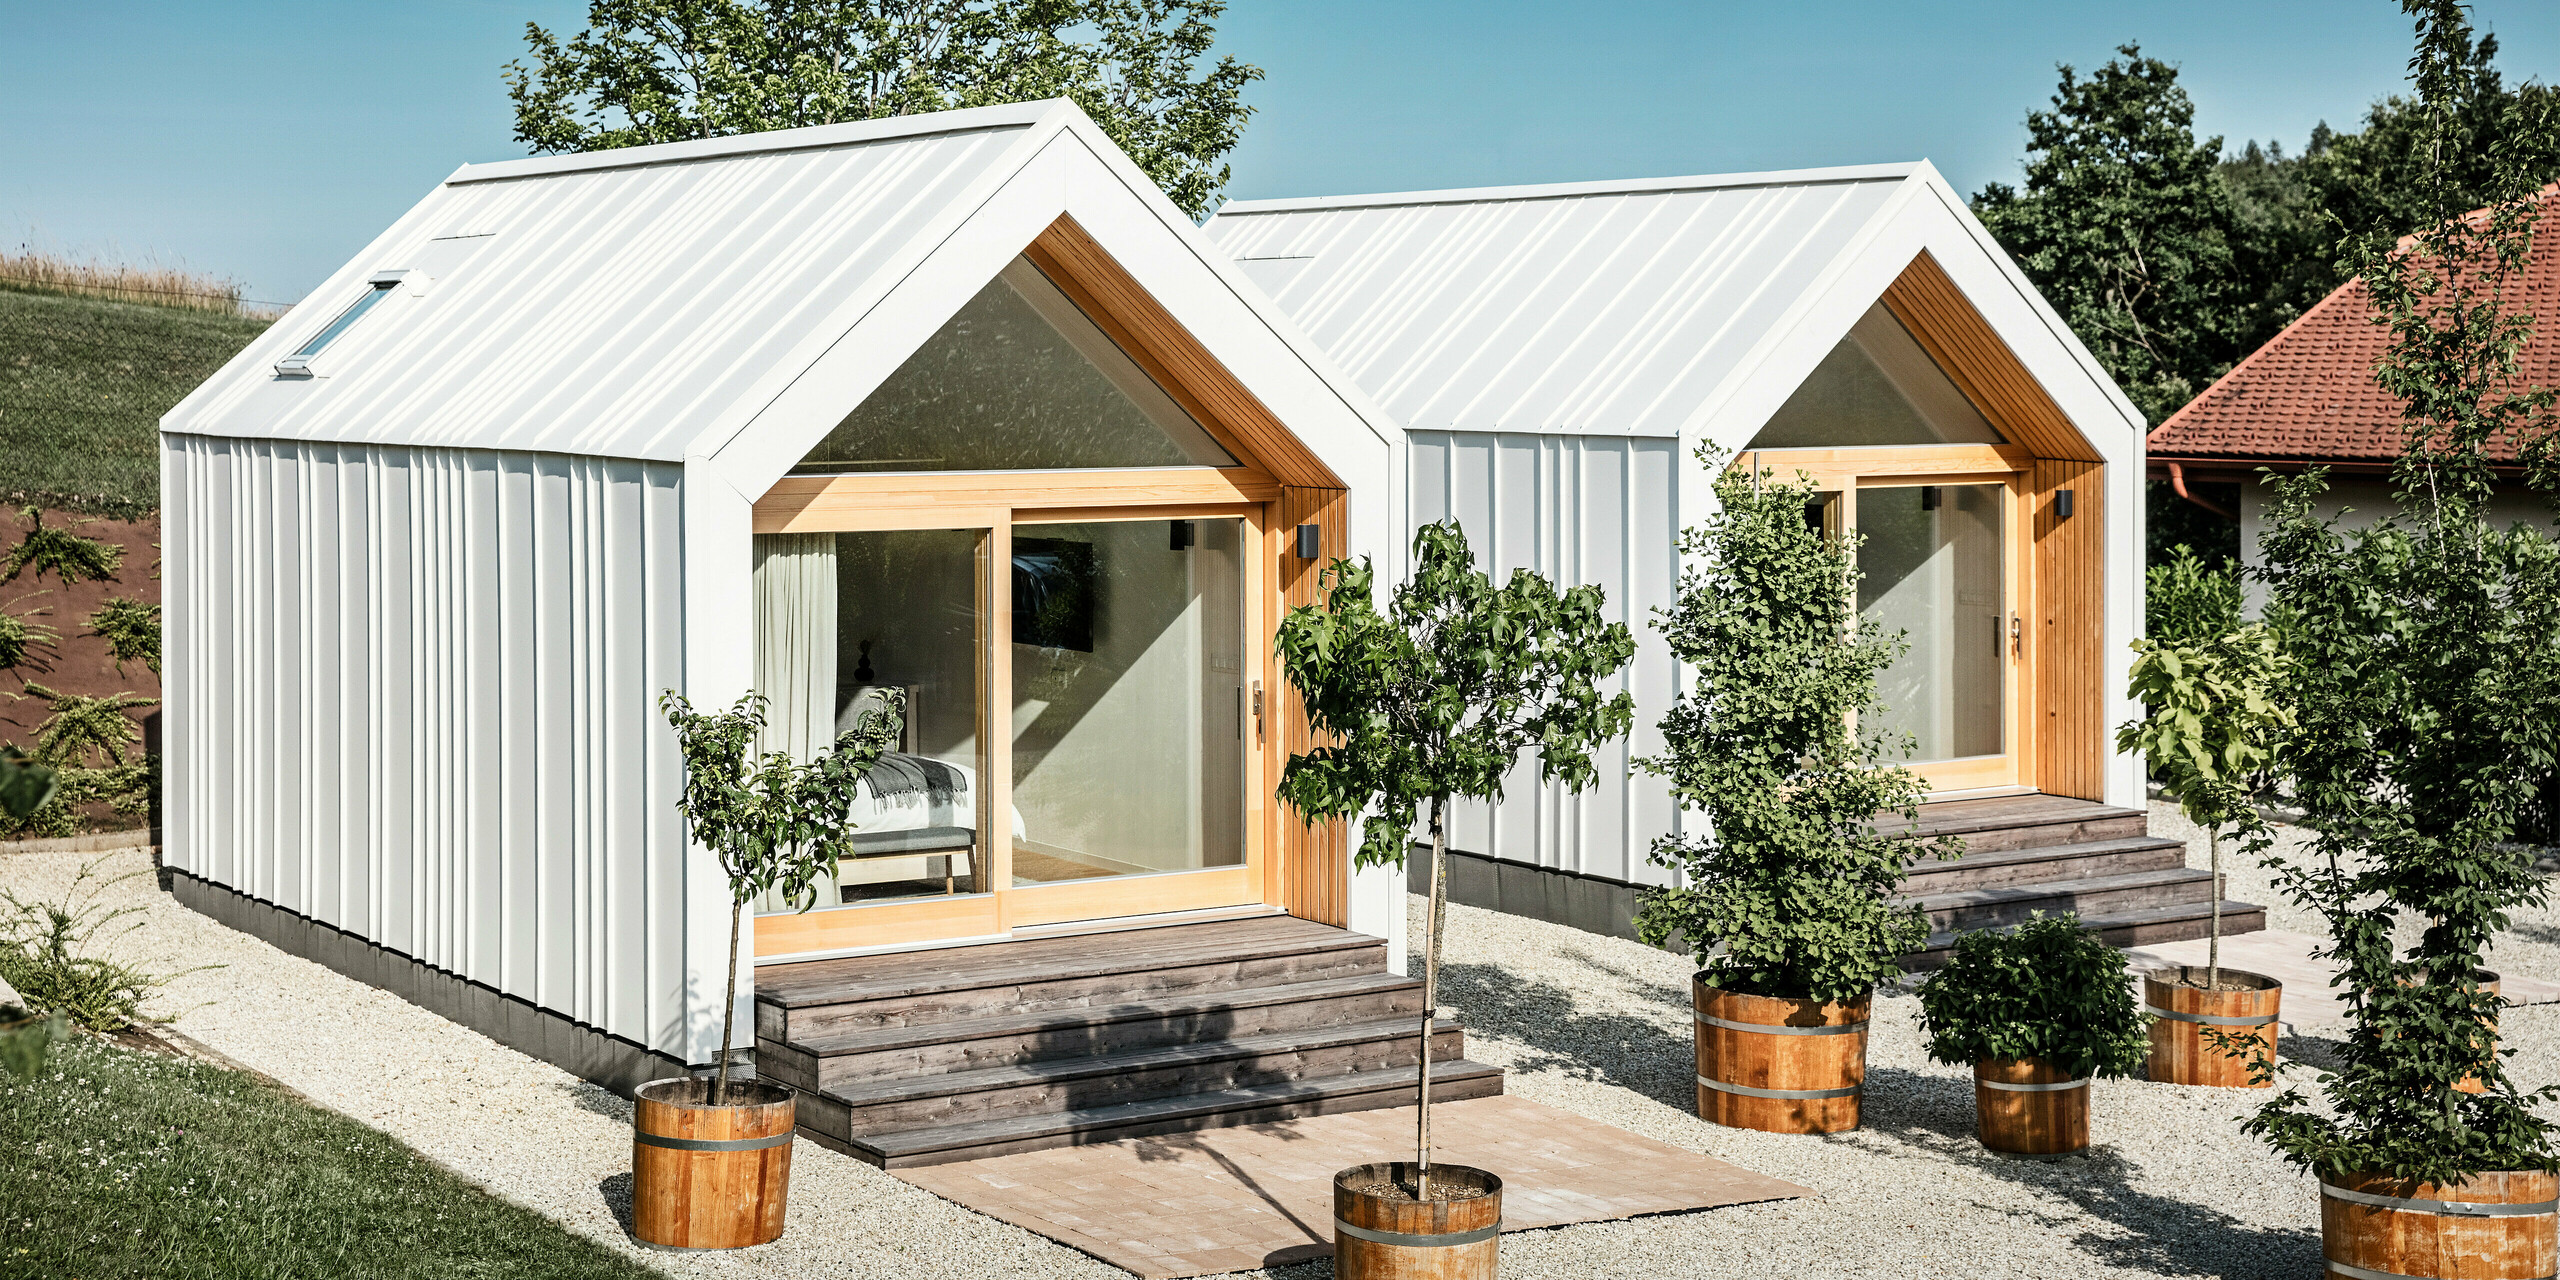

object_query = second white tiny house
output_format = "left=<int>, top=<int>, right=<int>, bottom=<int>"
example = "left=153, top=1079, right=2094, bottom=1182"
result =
left=1208, top=164, right=2155, bottom=941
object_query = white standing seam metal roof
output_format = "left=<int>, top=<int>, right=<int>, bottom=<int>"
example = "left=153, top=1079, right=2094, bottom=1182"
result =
left=1206, top=164, right=1944, bottom=438
left=163, top=102, right=1071, bottom=461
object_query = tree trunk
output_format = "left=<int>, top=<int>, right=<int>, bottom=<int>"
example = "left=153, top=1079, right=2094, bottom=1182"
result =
left=714, top=899, right=742, bottom=1106
left=2207, top=829, right=2221, bottom=992
left=1418, top=794, right=1449, bottom=1200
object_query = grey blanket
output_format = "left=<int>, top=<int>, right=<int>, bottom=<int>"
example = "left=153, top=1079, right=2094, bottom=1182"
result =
left=864, top=752, right=967, bottom=805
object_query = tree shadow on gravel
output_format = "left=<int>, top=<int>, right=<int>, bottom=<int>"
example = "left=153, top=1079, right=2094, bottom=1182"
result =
left=1435, top=952, right=1698, bottom=1109
left=1862, top=1084, right=2322, bottom=1279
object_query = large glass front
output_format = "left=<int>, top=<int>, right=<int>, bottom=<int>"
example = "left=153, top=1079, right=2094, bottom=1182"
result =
left=1858, top=484, right=2005, bottom=763
left=1749, top=303, right=2005, bottom=449
left=1009, top=517, right=1247, bottom=884
left=753, top=527, right=995, bottom=911
left=791, top=257, right=1238, bottom=474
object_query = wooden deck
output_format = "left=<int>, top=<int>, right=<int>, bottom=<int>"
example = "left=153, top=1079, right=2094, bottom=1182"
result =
left=753, top=915, right=1500, bottom=1167
left=1885, top=794, right=2266, bottom=966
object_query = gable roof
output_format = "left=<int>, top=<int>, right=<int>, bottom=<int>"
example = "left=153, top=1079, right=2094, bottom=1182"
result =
left=1204, top=161, right=2141, bottom=450
left=161, top=100, right=1396, bottom=489
left=2149, top=200, right=2560, bottom=469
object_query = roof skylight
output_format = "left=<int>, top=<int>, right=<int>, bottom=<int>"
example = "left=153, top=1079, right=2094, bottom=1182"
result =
left=275, top=272, right=405, bottom=377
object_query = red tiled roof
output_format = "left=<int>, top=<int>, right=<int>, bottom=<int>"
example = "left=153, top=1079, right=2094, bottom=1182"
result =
left=2147, top=199, right=2560, bottom=468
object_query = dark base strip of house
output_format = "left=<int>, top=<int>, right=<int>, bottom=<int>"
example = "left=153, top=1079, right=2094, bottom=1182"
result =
left=1408, top=845, right=1679, bottom=951
left=165, top=868, right=700, bottom=1096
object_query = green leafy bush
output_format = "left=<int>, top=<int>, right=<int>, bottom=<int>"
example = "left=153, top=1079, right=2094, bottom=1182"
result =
left=1636, top=452, right=1956, bottom=1001
left=2145, top=544, right=2243, bottom=646
left=0, top=863, right=199, bottom=1032
left=1, top=507, right=123, bottom=586
left=4, top=684, right=156, bottom=837
left=1916, top=913, right=2150, bottom=1077
left=86, top=596, right=159, bottom=675
left=0, top=594, right=57, bottom=673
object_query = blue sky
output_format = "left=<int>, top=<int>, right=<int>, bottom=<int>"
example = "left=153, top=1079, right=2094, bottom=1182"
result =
left=4, top=0, right=2556, bottom=306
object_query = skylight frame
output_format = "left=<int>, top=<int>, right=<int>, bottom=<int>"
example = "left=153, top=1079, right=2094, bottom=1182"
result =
left=274, top=270, right=408, bottom=378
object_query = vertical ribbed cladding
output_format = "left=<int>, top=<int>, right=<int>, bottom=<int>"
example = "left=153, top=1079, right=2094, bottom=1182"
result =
left=1405, top=429, right=1680, bottom=887
left=162, top=434, right=692, bottom=1056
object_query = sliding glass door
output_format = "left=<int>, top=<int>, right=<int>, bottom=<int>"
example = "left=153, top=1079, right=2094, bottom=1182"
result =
left=750, top=505, right=1269, bottom=956
left=1746, top=448, right=2028, bottom=794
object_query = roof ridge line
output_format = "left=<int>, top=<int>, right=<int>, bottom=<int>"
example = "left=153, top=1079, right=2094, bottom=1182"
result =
left=1213, top=163, right=1926, bottom=217
left=446, top=100, right=1066, bottom=187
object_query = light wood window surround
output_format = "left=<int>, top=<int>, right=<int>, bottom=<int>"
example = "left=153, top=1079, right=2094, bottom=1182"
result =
left=749, top=215, right=1357, bottom=954
left=1877, top=250, right=2107, bottom=801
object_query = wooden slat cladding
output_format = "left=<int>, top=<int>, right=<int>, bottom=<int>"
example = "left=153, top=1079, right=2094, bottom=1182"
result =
left=1024, top=216, right=1343, bottom=488
left=2032, top=458, right=2104, bottom=800
left=1274, top=484, right=1350, bottom=926
left=1881, top=252, right=2101, bottom=464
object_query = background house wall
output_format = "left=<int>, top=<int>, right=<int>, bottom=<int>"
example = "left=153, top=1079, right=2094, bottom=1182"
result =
left=163, top=434, right=699, bottom=1060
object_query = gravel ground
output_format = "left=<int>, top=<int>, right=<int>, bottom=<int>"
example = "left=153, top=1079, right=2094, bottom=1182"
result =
left=8, top=800, right=2557, bottom=1280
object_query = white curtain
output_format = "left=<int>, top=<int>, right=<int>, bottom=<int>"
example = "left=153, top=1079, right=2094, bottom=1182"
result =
left=752, top=533, right=838, bottom=763
left=753, top=533, right=839, bottom=915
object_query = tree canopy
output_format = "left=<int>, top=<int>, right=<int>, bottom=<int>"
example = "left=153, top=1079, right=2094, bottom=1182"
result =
left=505, top=0, right=1262, bottom=218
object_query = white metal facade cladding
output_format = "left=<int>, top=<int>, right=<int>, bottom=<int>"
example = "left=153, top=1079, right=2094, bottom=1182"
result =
left=1409, top=431, right=1682, bottom=884
left=1209, top=172, right=1906, bottom=435
left=163, top=434, right=692, bottom=1054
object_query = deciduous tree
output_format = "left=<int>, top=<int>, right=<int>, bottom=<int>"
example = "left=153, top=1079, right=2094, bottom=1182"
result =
left=505, top=0, right=1260, bottom=217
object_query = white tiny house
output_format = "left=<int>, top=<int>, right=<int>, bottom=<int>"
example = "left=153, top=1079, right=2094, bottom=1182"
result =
left=1208, top=164, right=2154, bottom=938
left=162, top=101, right=1405, bottom=1085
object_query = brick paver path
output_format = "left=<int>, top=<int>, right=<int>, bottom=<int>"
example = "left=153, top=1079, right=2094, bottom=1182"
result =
left=894, top=1095, right=1810, bottom=1278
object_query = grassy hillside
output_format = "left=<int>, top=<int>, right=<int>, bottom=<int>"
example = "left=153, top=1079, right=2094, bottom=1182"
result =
left=0, top=286, right=269, bottom=518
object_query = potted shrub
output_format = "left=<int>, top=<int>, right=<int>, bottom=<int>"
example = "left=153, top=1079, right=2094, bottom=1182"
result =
left=2117, top=624, right=2290, bottom=1086
left=2242, top=11, right=2560, bottom=1271
left=1277, top=519, right=1633, bottom=1280
left=1915, top=912, right=2150, bottom=1158
left=1636, top=452, right=1957, bottom=1134
left=640, top=688, right=903, bottom=1251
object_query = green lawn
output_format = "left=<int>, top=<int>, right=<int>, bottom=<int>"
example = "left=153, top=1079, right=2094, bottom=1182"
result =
left=0, top=1037, right=663, bottom=1280
left=0, top=288, right=269, bottom=519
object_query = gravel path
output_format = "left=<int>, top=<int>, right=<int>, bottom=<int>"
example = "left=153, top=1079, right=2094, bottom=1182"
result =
left=8, top=801, right=2556, bottom=1280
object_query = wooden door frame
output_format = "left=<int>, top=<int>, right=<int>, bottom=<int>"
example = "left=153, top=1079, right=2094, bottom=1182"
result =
left=1745, top=445, right=2035, bottom=794
left=748, top=475, right=1284, bottom=957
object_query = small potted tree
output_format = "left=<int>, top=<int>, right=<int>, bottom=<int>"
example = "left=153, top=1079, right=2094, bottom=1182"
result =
left=638, top=688, right=903, bottom=1252
left=2116, top=625, right=2290, bottom=1086
left=1638, top=452, right=1957, bottom=1134
left=2241, top=10, right=2560, bottom=1277
left=1916, top=912, right=2151, bottom=1158
left=1277, top=519, right=1633, bottom=1280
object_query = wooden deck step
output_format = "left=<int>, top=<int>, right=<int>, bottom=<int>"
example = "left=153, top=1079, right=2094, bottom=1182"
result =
left=1898, top=835, right=2188, bottom=895
left=802, top=1018, right=1465, bottom=1139
left=828, top=1060, right=1506, bottom=1169
left=1906, top=866, right=2221, bottom=932
left=1874, top=794, right=2149, bottom=852
left=759, top=972, right=1428, bottom=1092
left=755, top=915, right=1383, bottom=1042
left=1905, top=899, right=2269, bottom=970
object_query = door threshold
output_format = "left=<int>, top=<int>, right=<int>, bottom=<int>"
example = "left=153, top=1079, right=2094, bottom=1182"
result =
left=752, top=902, right=1284, bottom=965
left=1922, top=784, right=2038, bottom=802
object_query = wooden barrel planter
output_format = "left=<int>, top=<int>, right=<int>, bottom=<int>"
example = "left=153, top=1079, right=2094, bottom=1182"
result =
left=1973, top=1057, right=2089, bottom=1158
left=1694, top=978, right=1869, bottom=1134
left=1333, top=1162, right=1502, bottom=1280
left=632, top=1078, right=796, bottom=1251
left=2321, top=1170, right=2556, bottom=1280
left=2144, top=966, right=2282, bottom=1088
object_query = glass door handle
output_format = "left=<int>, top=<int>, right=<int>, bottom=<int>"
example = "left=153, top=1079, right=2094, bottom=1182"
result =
left=2010, top=614, right=2022, bottom=657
